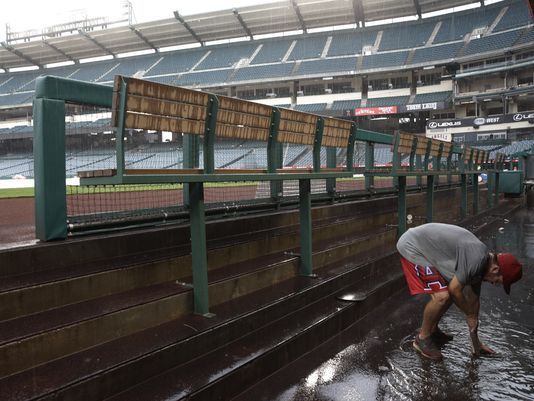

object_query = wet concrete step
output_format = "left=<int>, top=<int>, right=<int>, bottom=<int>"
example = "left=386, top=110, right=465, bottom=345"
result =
left=106, top=268, right=405, bottom=401
left=0, top=251, right=401, bottom=401
left=0, top=210, right=395, bottom=321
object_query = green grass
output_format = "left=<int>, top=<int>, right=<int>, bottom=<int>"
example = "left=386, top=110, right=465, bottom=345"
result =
left=0, top=188, right=35, bottom=198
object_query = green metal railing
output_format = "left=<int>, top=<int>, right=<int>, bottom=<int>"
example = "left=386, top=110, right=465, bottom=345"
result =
left=33, top=75, right=508, bottom=315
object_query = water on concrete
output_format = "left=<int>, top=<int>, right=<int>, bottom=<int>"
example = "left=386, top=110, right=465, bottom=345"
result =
left=237, top=208, right=534, bottom=401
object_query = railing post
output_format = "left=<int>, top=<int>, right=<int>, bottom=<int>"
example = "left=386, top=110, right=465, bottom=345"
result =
left=494, top=171, right=500, bottom=206
left=473, top=172, right=480, bottom=215
left=326, top=147, right=337, bottom=196
left=461, top=173, right=468, bottom=219
left=33, top=98, right=68, bottom=241
left=313, top=117, right=324, bottom=172
left=346, top=122, right=357, bottom=172
left=188, top=182, right=212, bottom=317
left=365, top=141, right=375, bottom=191
left=299, top=179, right=314, bottom=276
left=426, top=174, right=434, bottom=223
left=203, top=94, right=218, bottom=174
left=115, top=76, right=128, bottom=178
left=416, top=154, right=422, bottom=187
left=183, top=134, right=200, bottom=207
left=398, top=175, right=407, bottom=236
left=268, top=108, right=282, bottom=201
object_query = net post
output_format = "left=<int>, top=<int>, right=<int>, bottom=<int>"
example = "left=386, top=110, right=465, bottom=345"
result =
left=268, top=107, right=282, bottom=201
left=299, top=178, right=313, bottom=276
left=115, top=76, right=128, bottom=178
left=33, top=98, right=68, bottom=241
left=326, top=147, right=337, bottom=196
left=203, top=94, right=218, bottom=174
left=346, top=122, right=357, bottom=172
left=426, top=174, right=434, bottom=223
left=188, top=182, right=211, bottom=316
left=313, top=117, right=324, bottom=172
left=183, top=134, right=200, bottom=206
left=365, top=141, right=374, bottom=191
left=397, top=175, right=407, bottom=236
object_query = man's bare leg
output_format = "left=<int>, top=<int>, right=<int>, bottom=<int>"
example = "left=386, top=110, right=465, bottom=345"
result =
left=420, top=291, right=451, bottom=339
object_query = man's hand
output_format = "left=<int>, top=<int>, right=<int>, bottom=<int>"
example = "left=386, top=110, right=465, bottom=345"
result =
left=470, top=329, right=496, bottom=356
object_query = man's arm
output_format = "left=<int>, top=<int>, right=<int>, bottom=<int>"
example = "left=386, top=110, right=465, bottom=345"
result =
left=449, top=277, right=494, bottom=355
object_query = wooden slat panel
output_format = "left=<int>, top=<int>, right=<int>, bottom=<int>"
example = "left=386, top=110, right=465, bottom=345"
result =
left=126, top=95, right=207, bottom=121
left=442, top=142, right=452, bottom=157
left=126, top=77, right=209, bottom=106
left=216, top=124, right=270, bottom=141
left=218, top=96, right=272, bottom=117
left=279, top=108, right=318, bottom=125
left=323, top=118, right=352, bottom=130
left=415, top=137, right=429, bottom=155
left=278, top=130, right=315, bottom=145
left=322, top=136, right=348, bottom=148
left=78, top=169, right=117, bottom=178
left=430, top=140, right=441, bottom=157
left=216, top=109, right=271, bottom=129
left=279, top=119, right=316, bottom=135
left=124, top=112, right=205, bottom=135
left=125, top=168, right=203, bottom=175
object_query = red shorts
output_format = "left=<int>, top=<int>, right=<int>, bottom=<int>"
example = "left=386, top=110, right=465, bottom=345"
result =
left=400, top=256, right=449, bottom=295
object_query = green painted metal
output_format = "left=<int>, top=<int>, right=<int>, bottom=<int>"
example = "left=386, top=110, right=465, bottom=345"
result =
left=299, top=179, right=313, bottom=276
left=416, top=154, right=422, bottom=187
left=446, top=147, right=453, bottom=185
left=33, top=98, right=68, bottom=241
left=397, top=176, right=407, bottom=236
left=365, top=141, right=375, bottom=191
left=426, top=175, right=434, bottom=223
left=434, top=142, right=443, bottom=186
left=473, top=173, right=480, bottom=214
left=499, top=171, right=523, bottom=194
left=326, top=147, right=337, bottom=195
left=313, top=118, right=324, bottom=172
left=35, top=76, right=112, bottom=107
left=268, top=108, right=282, bottom=200
left=115, top=77, right=128, bottom=178
left=188, top=182, right=211, bottom=316
left=356, top=128, right=393, bottom=145
left=80, top=171, right=358, bottom=186
left=424, top=139, right=432, bottom=171
left=346, top=123, right=357, bottom=172
left=182, top=134, right=200, bottom=206
left=409, top=136, right=418, bottom=171
left=203, top=95, right=218, bottom=174
left=461, top=174, right=468, bottom=219
left=494, top=172, right=500, bottom=205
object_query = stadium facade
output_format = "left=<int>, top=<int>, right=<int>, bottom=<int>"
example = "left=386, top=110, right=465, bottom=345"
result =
left=1, top=0, right=534, bottom=175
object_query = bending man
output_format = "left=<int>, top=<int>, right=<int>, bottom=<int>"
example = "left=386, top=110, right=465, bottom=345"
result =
left=396, top=222, right=523, bottom=360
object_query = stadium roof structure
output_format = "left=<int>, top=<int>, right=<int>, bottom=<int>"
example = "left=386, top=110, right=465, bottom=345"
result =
left=0, top=0, right=488, bottom=70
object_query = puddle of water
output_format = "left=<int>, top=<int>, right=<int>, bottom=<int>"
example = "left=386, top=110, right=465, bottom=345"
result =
left=256, top=209, right=534, bottom=401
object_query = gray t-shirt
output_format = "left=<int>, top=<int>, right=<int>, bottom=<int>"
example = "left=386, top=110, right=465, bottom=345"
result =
left=396, top=223, right=488, bottom=285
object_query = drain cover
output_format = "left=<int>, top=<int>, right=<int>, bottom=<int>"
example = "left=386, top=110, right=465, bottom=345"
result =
left=337, top=292, right=367, bottom=302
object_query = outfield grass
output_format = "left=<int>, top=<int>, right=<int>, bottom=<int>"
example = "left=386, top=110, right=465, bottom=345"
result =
left=0, top=188, right=35, bottom=198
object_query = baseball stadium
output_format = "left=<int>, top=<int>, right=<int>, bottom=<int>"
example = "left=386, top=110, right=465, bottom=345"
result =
left=0, top=0, right=533, bottom=399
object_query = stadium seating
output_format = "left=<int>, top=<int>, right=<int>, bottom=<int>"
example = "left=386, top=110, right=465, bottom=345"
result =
left=250, top=39, right=293, bottom=64
left=232, top=63, right=295, bottom=82
left=287, top=36, right=328, bottom=61
left=493, top=0, right=532, bottom=32
left=331, top=99, right=362, bottom=111
left=99, top=53, right=162, bottom=81
left=462, top=30, right=522, bottom=56
left=293, top=103, right=327, bottom=112
left=195, top=43, right=256, bottom=70
left=367, top=96, right=409, bottom=107
left=176, top=69, right=232, bottom=86
left=433, top=6, right=502, bottom=44
left=146, top=49, right=207, bottom=76
left=412, top=91, right=452, bottom=103
left=297, top=57, right=357, bottom=75
left=70, top=60, right=119, bottom=82
left=379, top=20, right=436, bottom=51
left=327, top=31, right=378, bottom=57
left=411, top=42, right=464, bottom=64
left=361, top=52, right=409, bottom=70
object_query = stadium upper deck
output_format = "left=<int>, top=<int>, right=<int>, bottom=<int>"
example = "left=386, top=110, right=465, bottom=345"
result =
left=0, top=0, right=532, bottom=110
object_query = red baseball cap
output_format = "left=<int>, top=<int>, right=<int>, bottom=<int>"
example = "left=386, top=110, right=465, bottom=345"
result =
left=497, top=253, right=523, bottom=294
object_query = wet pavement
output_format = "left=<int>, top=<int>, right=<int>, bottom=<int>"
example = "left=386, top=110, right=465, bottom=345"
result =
left=238, top=208, right=534, bottom=401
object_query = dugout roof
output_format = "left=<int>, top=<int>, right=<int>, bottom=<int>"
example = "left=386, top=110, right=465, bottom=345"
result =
left=0, top=0, right=487, bottom=70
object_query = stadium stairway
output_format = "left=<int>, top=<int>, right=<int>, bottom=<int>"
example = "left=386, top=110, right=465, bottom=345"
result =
left=0, top=185, right=512, bottom=400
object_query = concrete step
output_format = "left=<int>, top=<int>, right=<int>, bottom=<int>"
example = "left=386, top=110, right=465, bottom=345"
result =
left=0, top=251, right=402, bottom=400
left=0, top=204, right=396, bottom=321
